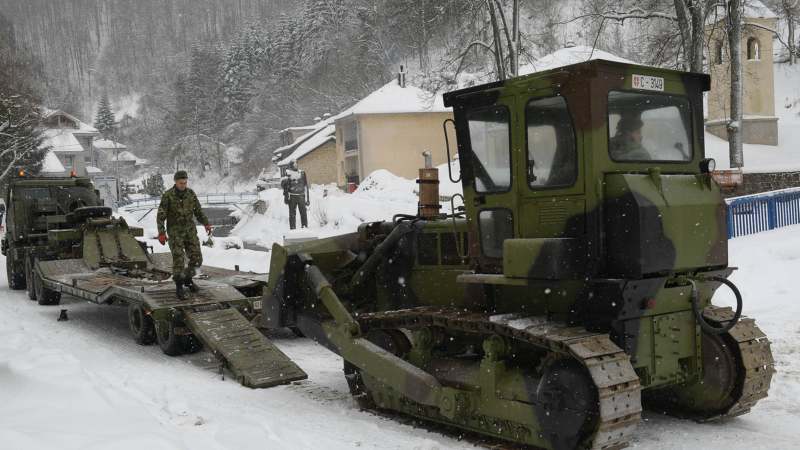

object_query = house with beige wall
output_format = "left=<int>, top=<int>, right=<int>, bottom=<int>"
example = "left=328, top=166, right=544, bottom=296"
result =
left=705, top=1, right=779, bottom=145
left=277, top=122, right=338, bottom=185
left=333, top=78, right=453, bottom=187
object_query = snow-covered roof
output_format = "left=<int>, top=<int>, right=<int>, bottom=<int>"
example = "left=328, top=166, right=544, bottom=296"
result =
left=335, top=81, right=449, bottom=118
left=280, top=124, right=318, bottom=134
left=93, top=139, right=127, bottom=150
left=86, top=166, right=103, bottom=174
left=41, top=129, right=85, bottom=153
left=744, top=0, right=777, bottom=19
left=273, top=117, right=335, bottom=155
left=279, top=125, right=335, bottom=165
left=112, top=150, right=148, bottom=165
left=42, top=108, right=99, bottom=134
left=40, top=151, right=65, bottom=173
left=519, top=45, right=636, bottom=75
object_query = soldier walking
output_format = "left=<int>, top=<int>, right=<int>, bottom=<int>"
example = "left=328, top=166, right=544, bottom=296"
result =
left=156, top=170, right=212, bottom=300
left=282, top=160, right=310, bottom=229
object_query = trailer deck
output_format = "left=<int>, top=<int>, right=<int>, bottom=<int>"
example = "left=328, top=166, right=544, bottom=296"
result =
left=34, top=252, right=307, bottom=388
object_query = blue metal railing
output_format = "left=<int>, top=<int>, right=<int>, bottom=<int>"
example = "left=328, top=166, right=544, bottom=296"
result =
left=726, top=188, right=800, bottom=238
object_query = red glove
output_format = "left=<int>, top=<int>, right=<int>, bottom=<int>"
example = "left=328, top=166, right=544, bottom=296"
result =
left=204, top=224, right=213, bottom=235
left=158, top=233, right=167, bottom=245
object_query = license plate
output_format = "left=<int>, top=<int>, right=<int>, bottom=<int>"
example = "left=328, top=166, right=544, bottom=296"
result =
left=632, top=74, right=664, bottom=91
left=252, top=300, right=263, bottom=310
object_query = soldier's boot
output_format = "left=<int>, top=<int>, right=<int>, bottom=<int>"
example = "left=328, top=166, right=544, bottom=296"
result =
left=184, top=268, right=199, bottom=293
left=184, top=278, right=200, bottom=293
left=174, top=276, right=188, bottom=300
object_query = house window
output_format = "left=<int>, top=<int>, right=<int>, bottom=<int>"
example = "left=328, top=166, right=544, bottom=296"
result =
left=747, top=37, right=760, bottom=60
left=342, top=121, right=358, bottom=152
left=715, top=41, right=724, bottom=65
left=62, top=155, right=75, bottom=170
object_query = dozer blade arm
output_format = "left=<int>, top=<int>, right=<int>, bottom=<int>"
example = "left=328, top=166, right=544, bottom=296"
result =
left=304, top=259, right=444, bottom=408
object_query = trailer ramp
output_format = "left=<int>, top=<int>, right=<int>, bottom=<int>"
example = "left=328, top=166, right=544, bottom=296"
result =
left=184, top=307, right=307, bottom=388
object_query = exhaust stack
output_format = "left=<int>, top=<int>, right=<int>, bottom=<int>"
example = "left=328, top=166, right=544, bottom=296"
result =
left=417, top=150, right=440, bottom=219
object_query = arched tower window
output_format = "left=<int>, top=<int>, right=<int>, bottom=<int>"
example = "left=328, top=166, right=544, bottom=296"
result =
left=714, top=41, right=724, bottom=65
left=747, top=37, right=760, bottom=60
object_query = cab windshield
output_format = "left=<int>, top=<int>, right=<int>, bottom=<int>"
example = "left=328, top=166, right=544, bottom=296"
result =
left=608, top=91, right=692, bottom=162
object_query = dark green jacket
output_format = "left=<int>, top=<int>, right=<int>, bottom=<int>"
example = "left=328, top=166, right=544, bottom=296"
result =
left=156, top=186, right=209, bottom=236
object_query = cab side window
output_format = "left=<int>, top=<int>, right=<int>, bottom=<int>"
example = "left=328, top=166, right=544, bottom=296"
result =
left=526, top=96, right=577, bottom=188
left=467, top=106, right=511, bottom=193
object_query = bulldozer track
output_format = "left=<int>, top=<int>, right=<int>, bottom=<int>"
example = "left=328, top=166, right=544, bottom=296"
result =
left=356, top=306, right=642, bottom=450
left=702, top=306, right=775, bottom=421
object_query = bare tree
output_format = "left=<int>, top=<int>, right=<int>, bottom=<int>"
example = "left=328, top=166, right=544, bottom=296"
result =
left=777, top=0, right=800, bottom=64
left=727, top=0, right=744, bottom=168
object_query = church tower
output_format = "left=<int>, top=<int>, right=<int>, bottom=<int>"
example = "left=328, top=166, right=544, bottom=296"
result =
left=706, top=1, right=779, bottom=146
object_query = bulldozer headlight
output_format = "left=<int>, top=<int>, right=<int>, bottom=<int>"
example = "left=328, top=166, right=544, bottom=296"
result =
left=700, top=158, right=716, bottom=173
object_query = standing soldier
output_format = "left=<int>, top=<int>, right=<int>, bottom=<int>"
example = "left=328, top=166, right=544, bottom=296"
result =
left=283, top=160, right=310, bottom=229
left=156, top=171, right=212, bottom=300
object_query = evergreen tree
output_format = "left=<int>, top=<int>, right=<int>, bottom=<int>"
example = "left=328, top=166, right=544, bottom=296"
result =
left=94, top=94, right=116, bottom=138
left=0, top=12, right=47, bottom=190
left=142, top=172, right=165, bottom=196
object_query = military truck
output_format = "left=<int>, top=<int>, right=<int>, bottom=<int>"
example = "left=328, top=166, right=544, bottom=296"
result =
left=261, top=59, right=775, bottom=449
left=2, top=173, right=307, bottom=388
left=2, top=173, right=107, bottom=304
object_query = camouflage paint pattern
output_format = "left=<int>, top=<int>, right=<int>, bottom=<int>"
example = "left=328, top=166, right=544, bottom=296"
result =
left=262, top=60, right=774, bottom=449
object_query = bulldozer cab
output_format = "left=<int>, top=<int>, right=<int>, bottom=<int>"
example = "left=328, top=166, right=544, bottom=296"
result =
left=443, top=59, right=713, bottom=276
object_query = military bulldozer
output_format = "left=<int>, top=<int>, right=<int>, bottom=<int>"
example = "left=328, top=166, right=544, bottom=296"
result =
left=262, top=60, right=774, bottom=449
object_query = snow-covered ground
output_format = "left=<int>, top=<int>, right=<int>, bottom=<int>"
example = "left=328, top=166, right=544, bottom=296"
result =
left=2, top=219, right=800, bottom=448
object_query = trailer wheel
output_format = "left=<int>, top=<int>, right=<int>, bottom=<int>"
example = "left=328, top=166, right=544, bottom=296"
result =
left=25, top=257, right=36, bottom=301
left=128, top=303, right=156, bottom=345
left=34, top=271, right=61, bottom=305
left=6, top=255, right=26, bottom=290
left=155, top=320, right=184, bottom=356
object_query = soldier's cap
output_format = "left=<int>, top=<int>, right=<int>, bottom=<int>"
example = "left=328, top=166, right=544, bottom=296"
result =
left=617, top=114, right=644, bottom=133
left=174, top=170, right=188, bottom=181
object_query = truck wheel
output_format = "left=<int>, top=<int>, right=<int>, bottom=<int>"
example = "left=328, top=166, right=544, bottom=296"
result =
left=155, top=320, right=184, bottom=356
left=25, top=257, right=36, bottom=301
left=128, top=303, right=156, bottom=345
left=6, top=256, right=26, bottom=290
left=34, top=272, right=61, bottom=306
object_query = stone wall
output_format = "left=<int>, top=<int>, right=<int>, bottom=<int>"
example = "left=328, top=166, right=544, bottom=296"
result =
left=723, top=171, right=800, bottom=197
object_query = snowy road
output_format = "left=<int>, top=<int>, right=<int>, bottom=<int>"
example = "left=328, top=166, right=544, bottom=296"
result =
left=2, top=227, right=800, bottom=449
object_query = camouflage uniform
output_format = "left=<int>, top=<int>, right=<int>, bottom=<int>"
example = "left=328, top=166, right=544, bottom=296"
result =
left=156, top=186, right=209, bottom=280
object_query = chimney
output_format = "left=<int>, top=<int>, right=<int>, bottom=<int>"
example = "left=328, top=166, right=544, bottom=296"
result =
left=397, top=65, right=407, bottom=88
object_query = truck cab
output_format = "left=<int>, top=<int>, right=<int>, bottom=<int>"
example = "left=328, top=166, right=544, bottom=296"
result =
left=2, top=173, right=107, bottom=297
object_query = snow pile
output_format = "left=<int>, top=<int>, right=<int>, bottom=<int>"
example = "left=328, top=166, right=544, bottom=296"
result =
left=231, top=171, right=418, bottom=250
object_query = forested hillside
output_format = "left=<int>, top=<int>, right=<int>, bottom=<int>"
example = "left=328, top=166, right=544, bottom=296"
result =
left=1, top=0, right=797, bottom=180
